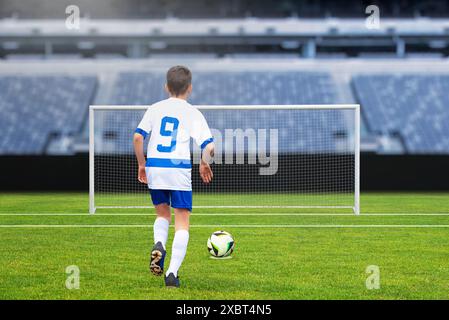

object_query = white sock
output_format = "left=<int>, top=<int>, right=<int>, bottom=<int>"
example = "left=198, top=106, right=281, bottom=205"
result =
left=153, top=217, right=169, bottom=249
left=166, top=229, right=189, bottom=277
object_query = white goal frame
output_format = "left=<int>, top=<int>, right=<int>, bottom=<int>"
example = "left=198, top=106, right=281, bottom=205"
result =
left=89, top=104, right=360, bottom=215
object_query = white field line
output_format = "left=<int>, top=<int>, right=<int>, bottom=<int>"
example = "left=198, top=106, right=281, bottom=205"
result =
left=0, top=213, right=449, bottom=216
left=1, top=224, right=449, bottom=228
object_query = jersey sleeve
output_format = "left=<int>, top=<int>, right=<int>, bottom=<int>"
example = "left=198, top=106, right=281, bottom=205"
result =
left=191, top=110, right=213, bottom=149
left=135, top=108, right=152, bottom=139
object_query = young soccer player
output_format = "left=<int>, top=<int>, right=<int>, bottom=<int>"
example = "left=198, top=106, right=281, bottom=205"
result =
left=133, top=66, right=214, bottom=288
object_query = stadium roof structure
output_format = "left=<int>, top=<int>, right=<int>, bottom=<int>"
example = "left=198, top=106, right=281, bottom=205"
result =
left=1, top=18, right=449, bottom=58
left=1, top=17, right=449, bottom=37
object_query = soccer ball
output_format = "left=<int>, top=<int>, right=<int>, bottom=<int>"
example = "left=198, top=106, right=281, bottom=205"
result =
left=207, top=230, right=235, bottom=258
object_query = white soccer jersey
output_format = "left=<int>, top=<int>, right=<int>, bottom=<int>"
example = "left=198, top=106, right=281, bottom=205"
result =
left=135, top=97, right=213, bottom=191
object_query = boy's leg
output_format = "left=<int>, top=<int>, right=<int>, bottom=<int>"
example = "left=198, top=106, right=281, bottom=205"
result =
left=165, top=190, right=191, bottom=287
left=166, top=208, right=190, bottom=278
left=150, top=190, right=171, bottom=276
left=153, top=203, right=171, bottom=248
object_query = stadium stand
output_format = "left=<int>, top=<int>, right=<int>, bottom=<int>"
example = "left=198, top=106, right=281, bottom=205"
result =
left=110, top=71, right=338, bottom=105
left=0, top=75, right=97, bottom=154
left=352, top=74, right=449, bottom=154
left=1, top=67, right=449, bottom=155
left=103, top=71, right=348, bottom=153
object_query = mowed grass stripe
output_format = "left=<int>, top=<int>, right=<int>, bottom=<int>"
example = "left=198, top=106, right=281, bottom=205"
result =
left=1, top=213, right=449, bottom=216
left=1, top=213, right=448, bottom=226
left=2, top=224, right=449, bottom=228
left=1, top=193, right=449, bottom=214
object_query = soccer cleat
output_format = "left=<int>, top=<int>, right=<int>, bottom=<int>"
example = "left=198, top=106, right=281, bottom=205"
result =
left=165, top=273, right=180, bottom=288
left=150, top=241, right=166, bottom=276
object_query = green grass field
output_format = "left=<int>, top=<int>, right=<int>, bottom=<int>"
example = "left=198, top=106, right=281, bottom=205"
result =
left=1, top=192, right=449, bottom=300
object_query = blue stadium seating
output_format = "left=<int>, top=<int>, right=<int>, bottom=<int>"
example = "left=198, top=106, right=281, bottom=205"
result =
left=105, top=72, right=349, bottom=153
left=110, top=72, right=338, bottom=105
left=352, top=74, right=449, bottom=154
left=3, top=71, right=448, bottom=155
left=0, top=76, right=97, bottom=154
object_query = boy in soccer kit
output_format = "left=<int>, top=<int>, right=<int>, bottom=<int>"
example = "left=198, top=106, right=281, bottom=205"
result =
left=133, top=66, right=215, bottom=288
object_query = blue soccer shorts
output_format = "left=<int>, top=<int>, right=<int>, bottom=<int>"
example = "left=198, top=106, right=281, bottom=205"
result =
left=150, top=189, right=192, bottom=212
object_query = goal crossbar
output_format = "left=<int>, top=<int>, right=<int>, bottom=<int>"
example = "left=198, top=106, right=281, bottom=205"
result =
left=90, top=104, right=359, bottom=111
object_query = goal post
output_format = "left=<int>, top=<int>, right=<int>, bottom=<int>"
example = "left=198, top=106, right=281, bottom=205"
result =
left=89, top=104, right=360, bottom=215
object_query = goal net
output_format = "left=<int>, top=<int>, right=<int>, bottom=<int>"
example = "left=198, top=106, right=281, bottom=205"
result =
left=89, top=105, right=360, bottom=214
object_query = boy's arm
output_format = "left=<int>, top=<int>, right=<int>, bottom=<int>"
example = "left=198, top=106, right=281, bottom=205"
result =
left=199, top=142, right=215, bottom=184
left=133, top=133, right=147, bottom=184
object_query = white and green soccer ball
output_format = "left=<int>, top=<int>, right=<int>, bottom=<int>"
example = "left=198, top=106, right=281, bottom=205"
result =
left=207, top=231, right=235, bottom=258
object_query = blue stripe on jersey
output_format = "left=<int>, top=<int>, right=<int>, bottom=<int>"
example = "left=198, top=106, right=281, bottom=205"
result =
left=200, top=137, right=214, bottom=150
left=134, top=128, right=148, bottom=139
left=146, top=158, right=192, bottom=169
